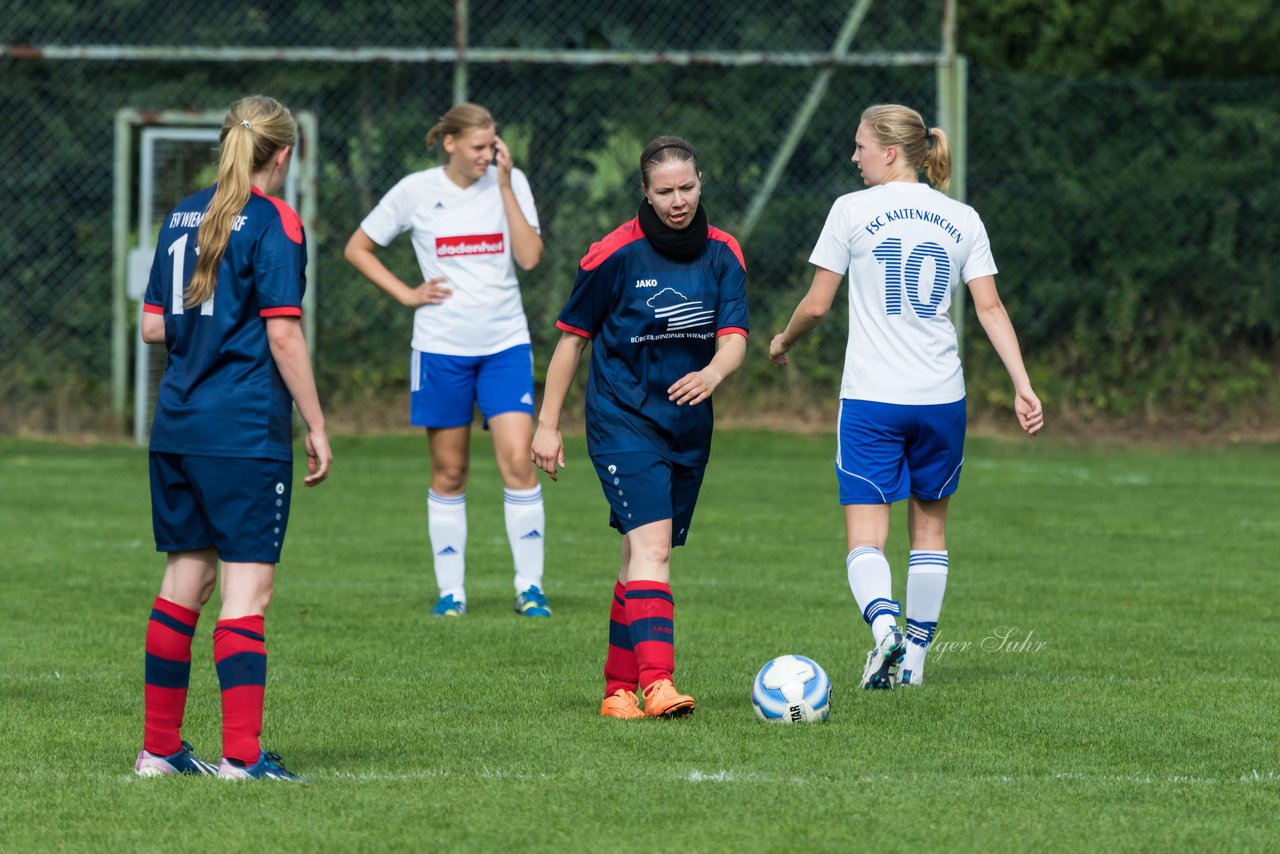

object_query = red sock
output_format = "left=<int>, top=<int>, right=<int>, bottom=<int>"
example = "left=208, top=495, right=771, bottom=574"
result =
left=625, top=580, right=675, bottom=688
left=604, top=581, right=639, bottom=696
left=143, top=597, right=200, bottom=756
left=214, top=615, right=267, bottom=764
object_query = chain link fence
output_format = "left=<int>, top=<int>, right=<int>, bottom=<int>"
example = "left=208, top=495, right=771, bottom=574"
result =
left=3, top=2, right=1276, bottom=434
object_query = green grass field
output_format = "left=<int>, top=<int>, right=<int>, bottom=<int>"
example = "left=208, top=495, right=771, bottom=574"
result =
left=2, top=431, right=1279, bottom=851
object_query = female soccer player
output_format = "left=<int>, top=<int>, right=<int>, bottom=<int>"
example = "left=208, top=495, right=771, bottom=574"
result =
left=770, top=104, right=1043, bottom=690
left=345, top=103, right=549, bottom=619
left=135, top=95, right=331, bottom=780
left=532, top=136, right=748, bottom=718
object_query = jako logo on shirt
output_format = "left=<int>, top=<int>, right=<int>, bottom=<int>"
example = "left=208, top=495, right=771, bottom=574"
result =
left=436, top=234, right=504, bottom=256
left=635, top=278, right=658, bottom=288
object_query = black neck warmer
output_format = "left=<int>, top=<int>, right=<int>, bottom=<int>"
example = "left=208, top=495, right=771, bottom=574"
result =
left=637, top=199, right=709, bottom=262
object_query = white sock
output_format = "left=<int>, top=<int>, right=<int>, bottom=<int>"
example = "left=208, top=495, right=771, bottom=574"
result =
left=428, top=489, right=467, bottom=601
left=846, top=547, right=900, bottom=646
left=903, top=550, right=948, bottom=682
left=504, top=485, right=545, bottom=593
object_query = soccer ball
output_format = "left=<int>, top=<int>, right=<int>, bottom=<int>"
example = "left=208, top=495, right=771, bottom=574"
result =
left=751, top=654, right=831, bottom=723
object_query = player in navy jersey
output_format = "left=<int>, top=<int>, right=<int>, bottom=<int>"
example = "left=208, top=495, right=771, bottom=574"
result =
left=135, top=95, right=331, bottom=781
left=345, top=103, right=551, bottom=620
left=532, top=136, right=748, bottom=718
left=770, top=104, right=1043, bottom=690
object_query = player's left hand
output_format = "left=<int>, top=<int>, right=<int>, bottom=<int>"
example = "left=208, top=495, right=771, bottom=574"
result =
left=768, top=333, right=790, bottom=365
left=1015, top=388, right=1044, bottom=437
left=669, top=368, right=722, bottom=406
left=304, top=429, right=333, bottom=486
left=494, top=136, right=513, bottom=188
left=531, top=425, right=565, bottom=481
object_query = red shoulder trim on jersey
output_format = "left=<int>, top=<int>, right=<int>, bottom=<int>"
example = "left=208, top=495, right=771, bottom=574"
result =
left=716, top=326, right=748, bottom=339
left=708, top=226, right=746, bottom=271
left=251, top=186, right=304, bottom=245
left=260, top=306, right=303, bottom=318
left=580, top=219, right=645, bottom=271
left=143, top=302, right=165, bottom=315
left=556, top=320, right=593, bottom=339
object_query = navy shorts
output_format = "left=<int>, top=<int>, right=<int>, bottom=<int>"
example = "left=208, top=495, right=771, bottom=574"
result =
left=836, top=398, right=966, bottom=505
left=410, top=344, right=535, bottom=429
left=590, top=452, right=706, bottom=547
left=149, top=452, right=293, bottom=563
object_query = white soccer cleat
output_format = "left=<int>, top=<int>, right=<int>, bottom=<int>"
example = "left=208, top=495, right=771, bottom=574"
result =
left=860, top=627, right=906, bottom=690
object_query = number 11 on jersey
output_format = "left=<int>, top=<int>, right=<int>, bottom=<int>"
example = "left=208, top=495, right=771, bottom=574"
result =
left=167, top=233, right=213, bottom=316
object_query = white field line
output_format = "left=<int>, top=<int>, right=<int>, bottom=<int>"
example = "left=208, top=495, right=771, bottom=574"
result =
left=80, top=768, right=1280, bottom=786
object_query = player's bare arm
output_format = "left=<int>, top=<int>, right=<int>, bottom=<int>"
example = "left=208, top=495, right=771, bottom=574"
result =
left=495, top=137, right=544, bottom=271
left=141, top=312, right=166, bottom=344
left=531, top=331, right=590, bottom=480
left=770, top=266, right=843, bottom=365
left=669, top=332, right=747, bottom=406
left=266, top=316, right=333, bottom=484
left=344, top=227, right=453, bottom=306
left=967, top=274, right=1043, bottom=436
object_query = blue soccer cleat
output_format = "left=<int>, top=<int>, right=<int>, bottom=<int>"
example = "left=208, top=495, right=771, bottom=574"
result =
left=860, top=627, right=906, bottom=690
left=431, top=594, right=467, bottom=617
left=217, top=750, right=307, bottom=781
left=135, top=740, right=218, bottom=777
left=514, top=585, right=552, bottom=618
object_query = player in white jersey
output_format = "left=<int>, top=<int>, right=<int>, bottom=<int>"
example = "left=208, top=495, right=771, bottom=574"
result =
left=770, top=104, right=1043, bottom=689
left=345, top=102, right=551, bottom=619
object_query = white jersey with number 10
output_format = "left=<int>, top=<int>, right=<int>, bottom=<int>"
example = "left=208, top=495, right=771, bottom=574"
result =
left=809, top=181, right=997, bottom=406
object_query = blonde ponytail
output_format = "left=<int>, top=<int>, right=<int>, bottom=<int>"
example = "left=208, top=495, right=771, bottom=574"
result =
left=924, top=127, right=952, bottom=193
left=860, top=104, right=953, bottom=192
left=187, top=95, right=297, bottom=308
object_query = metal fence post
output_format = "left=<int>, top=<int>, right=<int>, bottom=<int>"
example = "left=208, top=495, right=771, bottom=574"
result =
left=453, top=0, right=469, bottom=105
left=112, top=111, right=132, bottom=431
left=938, top=0, right=968, bottom=358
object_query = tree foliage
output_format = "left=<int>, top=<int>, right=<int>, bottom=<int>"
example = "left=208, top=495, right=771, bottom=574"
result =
left=961, top=0, right=1280, bottom=79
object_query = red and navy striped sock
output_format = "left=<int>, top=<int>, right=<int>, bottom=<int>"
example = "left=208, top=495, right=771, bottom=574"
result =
left=214, top=615, right=267, bottom=765
left=604, top=581, right=638, bottom=695
left=625, top=580, right=675, bottom=688
left=143, top=597, right=200, bottom=757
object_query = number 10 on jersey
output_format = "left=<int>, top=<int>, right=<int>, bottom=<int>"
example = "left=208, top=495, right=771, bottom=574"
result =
left=872, top=238, right=951, bottom=319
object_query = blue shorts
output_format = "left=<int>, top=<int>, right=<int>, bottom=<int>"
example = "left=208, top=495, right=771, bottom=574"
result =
left=410, top=344, right=535, bottom=429
left=590, top=452, right=706, bottom=547
left=836, top=398, right=966, bottom=505
left=149, top=453, right=293, bottom=563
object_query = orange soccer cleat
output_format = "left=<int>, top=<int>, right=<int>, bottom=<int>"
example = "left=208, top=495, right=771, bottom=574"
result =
left=600, top=689, right=645, bottom=719
left=641, top=679, right=696, bottom=718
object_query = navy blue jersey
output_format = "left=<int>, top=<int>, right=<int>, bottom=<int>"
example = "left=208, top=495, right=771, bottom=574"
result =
left=143, top=185, right=307, bottom=461
left=557, top=218, right=749, bottom=465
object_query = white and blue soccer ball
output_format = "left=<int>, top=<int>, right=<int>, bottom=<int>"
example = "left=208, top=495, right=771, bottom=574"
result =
left=752, top=654, right=831, bottom=723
